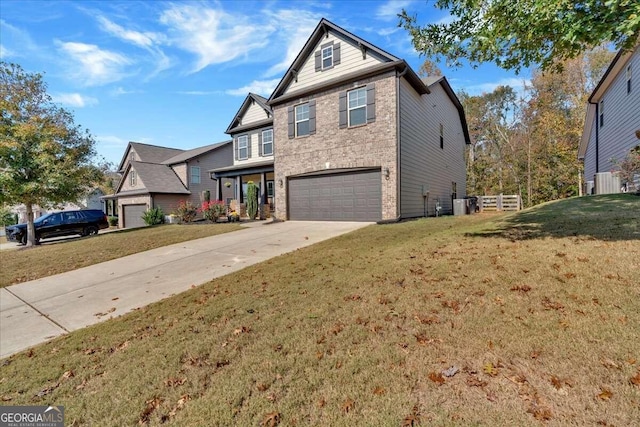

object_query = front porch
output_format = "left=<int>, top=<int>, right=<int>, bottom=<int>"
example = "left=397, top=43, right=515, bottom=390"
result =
left=209, top=161, right=275, bottom=219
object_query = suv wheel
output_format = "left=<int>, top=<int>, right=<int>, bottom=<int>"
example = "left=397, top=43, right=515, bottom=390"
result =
left=83, top=225, right=99, bottom=236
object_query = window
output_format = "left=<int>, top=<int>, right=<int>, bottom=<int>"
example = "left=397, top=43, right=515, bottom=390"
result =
left=237, top=135, right=249, bottom=160
left=295, top=103, right=310, bottom=136
left=261, top=129, right=273, bottom=156
left=348, top=87, right=367, bottom=126
left=322, top=45, right=333, bottom=69
left=440, top=123, right=444, bottom=149
left=190, top=166, right=201, bottom=184
left=627, top=64, right=632, bottom=94
left=266, top=180, right=274, bottom=197
left=130, top=170, right=137, bottom=187
left=599, top=100, right=604, bottom=127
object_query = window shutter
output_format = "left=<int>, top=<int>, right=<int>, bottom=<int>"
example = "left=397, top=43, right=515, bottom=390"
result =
left=314, top=50, right=321, bottom=72
left=287, top=107, right=295, bottom=139
left=309, top=100, right=316, bottom=135
left=366, top=83, right=376, bottom=123
left=234, top=138, right=239, bottom=160
left=247, top=136, right=252, bottom=157
left=258, top=132, right=263, bottom=156
left=338, top=91, right=347, bottom=128
left=333, top=42, right=341, bottom=65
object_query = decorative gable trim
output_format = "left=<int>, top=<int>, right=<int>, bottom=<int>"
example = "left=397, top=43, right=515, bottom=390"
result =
left=226, top=93, right=273, bottom=134
left=268, top=18, right=400, bottom=104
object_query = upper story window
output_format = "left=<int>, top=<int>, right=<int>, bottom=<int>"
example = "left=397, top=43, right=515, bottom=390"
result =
left=261, top=129, right=273, bottom=156
left=237, top=135, right=249, bottom=160
left=322, top=45, right=333, bottom=69
left=348, top=87, right=367, bottom=126
left=130, top=170, right=137, bottom=187
left=190, top=166, right=201, bottom=184
left=295, top=103, right=310, bottom=137
left=314, top=42, right=340, bottom=72
left=627, top=64, right=632, bottom=94
left=440, top=123, right=444, bottom=149
left=599, top=100, right=604, bottom=127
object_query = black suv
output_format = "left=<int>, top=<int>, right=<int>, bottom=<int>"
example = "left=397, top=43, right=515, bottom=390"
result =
left=5, top=209, right=109, bottom=245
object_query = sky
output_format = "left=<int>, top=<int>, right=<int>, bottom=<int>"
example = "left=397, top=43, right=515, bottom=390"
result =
left=0, top=0, right=530, bottom=166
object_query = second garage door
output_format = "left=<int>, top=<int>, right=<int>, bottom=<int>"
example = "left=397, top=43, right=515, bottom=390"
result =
left=123, top=204, right=147, bottom=229
left=289, top=170, right=381, bottom=221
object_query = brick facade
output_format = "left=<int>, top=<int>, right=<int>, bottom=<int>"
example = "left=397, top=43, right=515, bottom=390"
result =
left=273, top=72, right=399, bottom=220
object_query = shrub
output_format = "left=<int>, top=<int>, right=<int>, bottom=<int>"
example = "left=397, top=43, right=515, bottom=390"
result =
left=174, top=200, right=198, bottom=223
left=108, top=216, right=118, bottom=227
left=142, top=207, right=165, bottom=226
left=0, top=207, right=17, bottom=226
left=200, top=200, right=227, bottom=223
left=246, top=181, right=258, bottom=220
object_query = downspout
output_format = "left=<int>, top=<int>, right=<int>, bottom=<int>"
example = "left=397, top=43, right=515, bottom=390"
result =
left=394, top=66, right=408, bottom=221
left=590, top=100, right=600, bottom=173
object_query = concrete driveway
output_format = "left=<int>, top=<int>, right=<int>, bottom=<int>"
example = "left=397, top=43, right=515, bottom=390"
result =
left=0, top=220, right=371, bottom=359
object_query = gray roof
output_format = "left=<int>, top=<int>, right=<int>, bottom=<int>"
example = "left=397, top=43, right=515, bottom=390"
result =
left=127, top=161, right=190, bottom=194
left=118, top=142, right=184, bottom=172
left=162, top=140, right=232, bottom=165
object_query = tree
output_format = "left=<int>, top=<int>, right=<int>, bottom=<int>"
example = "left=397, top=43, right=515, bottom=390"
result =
left=0, top=62, right=102, bottom=246
left=417, top=58, right=443, bottom=78
left=399, top=1, right=639, bottom=72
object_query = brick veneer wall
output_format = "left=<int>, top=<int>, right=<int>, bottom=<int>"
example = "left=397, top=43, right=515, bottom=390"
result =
left=273, top=72, right=399, bottom=220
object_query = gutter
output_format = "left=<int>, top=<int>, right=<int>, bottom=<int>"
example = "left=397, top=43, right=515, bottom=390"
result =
left=590, top=100, right=600, bottom=173
left=393, top=66, right=409, bottom=223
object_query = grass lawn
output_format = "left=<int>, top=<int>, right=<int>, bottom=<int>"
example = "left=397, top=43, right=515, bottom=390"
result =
left=1, top=194, right=638, bottom=426
left=0, top=223, right=242, bottom=287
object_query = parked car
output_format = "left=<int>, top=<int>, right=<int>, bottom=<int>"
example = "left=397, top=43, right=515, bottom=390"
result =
left=4, top=209, right=109, bottom=245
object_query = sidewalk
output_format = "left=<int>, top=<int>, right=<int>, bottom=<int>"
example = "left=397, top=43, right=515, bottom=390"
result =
left=0, top=220, right=371, bottom=358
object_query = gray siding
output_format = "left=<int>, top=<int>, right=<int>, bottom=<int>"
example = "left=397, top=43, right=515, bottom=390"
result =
left=585, top=48, right=640, bottom=181
left=152, top=194, right=185, bottom=216
left=584, top=119, right=598, bottom=183
left=399, top=78, right=467, bottom=217
left=184, top=143, right=234, bottom=207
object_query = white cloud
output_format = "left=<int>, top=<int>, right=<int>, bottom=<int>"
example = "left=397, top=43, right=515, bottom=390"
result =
left=262, top=9, right=323, bottom=77
left=376, top=0, right=413, bottom=21
left=0, top=44, right=13, bottom=58
left=96, top=135, right=128, bottom=148
left=462, top=77, right=531, bottom=96
left=111, top=87, right=142, bottom=96
left=96, top=15, right=172, bottom=77
left=56, top=40, right=131, bottom=86
left=225, top=79, right=281, bottom=97
left=52, top=92, right=98, bottom=107
left=176, top=90, right=224, bottom=96
left=0, top=19, right=37, bottom=55
left=159, top=4, right=268, bottom=73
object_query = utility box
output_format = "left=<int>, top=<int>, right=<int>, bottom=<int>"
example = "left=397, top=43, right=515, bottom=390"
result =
left=594, top=172, right=620, bottom=195
left=453, top=199, right=466, bottom=216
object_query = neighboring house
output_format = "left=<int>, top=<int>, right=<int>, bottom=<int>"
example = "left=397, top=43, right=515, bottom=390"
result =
left=579, top=45, right=640, bottom=194
left=110, top=141, right=234, bottom=228
left=209, top=93, right=275, bottom=210
left=10, top=189, right=105, bottom=223
left=267, top=19, right=470, bottom=221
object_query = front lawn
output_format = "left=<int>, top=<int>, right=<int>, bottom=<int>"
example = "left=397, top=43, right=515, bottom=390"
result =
left=0, top=223, right=242, bottom=287
left=0, top=195, right=638, bottom=426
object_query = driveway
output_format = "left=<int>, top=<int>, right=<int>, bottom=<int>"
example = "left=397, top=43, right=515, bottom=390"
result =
left=0, top=221, right=371, bottom=359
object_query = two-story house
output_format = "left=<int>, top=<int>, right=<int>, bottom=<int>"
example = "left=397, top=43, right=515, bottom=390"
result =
left=267, top=19, right=470, bottom=221
left=111, top=141, right=234, bottom=228
left=209, top=93, right=275, bottom=212
left=579, top=45, right=639, bottom=194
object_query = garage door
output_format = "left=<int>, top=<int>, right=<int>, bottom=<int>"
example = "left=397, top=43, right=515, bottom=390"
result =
left=289, top=170, right=381, bottom=221
left=123, top=204, right=147, bottom=228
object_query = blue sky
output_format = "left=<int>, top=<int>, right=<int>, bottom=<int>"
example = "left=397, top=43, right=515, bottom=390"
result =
left=0, top=0, right=529, bottom=166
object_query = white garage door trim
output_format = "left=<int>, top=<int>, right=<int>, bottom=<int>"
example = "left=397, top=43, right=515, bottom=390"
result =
left=288, top=169, right=381, bottom=221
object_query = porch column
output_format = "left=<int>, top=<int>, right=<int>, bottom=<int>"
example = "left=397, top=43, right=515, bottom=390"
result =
left=236, top=176, right=242, bottom=203
left=216, top=177, right=222, bottom=201
left=260, top=172, right=267, bottom=204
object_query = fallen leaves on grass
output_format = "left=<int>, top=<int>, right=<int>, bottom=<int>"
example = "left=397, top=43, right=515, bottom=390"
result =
left=428, top=372, right=445, bottom=385
left=372, top=386, right=385, bottom=395
left=341, top=398, right=355, bottom=413
left=402, top=405, right=421, bottom=426
left=600, top=358, right=620, bottom=370
left=483, top=362, right=498, bottom=377
left=138, top=396, right=162, bottom=425
left=541, top=297, right=564, bottom=311
left=630, top=371, right=640, bottom=386
left=261, top=412, right=280, bottom=427
left=442, top=366, right=459, bottom=378
left=466, top=375, right=487, bottom=387
left=257, top=383, right=270, bottom=392
left=510, top=285, right=532, bottom=293
left=164, top=377, right=186, bottom=388
left=597, top=387, right=613, bottom=401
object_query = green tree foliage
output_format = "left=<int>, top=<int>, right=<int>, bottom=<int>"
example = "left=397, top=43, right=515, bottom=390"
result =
left=0, top=62, right=102, bottom=246
left=399, top=0, right=639, bottom=72
left=462, top=48, right=615, bottom=206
